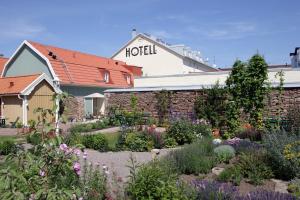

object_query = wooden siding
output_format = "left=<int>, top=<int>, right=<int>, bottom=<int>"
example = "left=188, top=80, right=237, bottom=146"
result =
left=2, top=96, right=23, bottom=124
left=27, top=80, right=55, bottom=122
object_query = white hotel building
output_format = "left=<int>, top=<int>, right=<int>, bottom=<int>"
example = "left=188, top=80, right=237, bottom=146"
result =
left=112, top=29, right=218, bottom=76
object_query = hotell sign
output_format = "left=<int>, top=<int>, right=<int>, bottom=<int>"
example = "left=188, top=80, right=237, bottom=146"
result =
left=126, top=45, right=157, bottom=57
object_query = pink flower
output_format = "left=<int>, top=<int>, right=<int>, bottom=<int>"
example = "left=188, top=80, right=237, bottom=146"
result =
left=39, top=170, right=45, bottom=177
left=73, top=162, right=81, bottom=175
left=74, top=149, right=81, bottom=157
left=83, top=151, right=87, bottom=159
left=59, top=143, right=68, bottom=151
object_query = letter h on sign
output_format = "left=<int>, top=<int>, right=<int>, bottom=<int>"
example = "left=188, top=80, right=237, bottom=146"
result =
left=126, top=48, right=130, bottom=57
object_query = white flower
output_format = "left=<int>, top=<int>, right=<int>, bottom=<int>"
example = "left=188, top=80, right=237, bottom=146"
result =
left=212, top=138, right=222, bottom=145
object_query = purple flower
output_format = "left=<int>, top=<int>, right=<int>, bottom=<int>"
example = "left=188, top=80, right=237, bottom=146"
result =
left=39, top=170, right=45, bottom=177
left=59, top=143, right=68, bottom=151
left=73, top=162, right=81, bottom=175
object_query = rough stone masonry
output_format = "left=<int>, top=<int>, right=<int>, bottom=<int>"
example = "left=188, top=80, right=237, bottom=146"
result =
left=105, top=87, right=300, bottom=120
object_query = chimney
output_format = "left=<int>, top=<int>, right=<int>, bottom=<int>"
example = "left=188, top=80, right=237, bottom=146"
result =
left=132, top=28, right=137, bottom=39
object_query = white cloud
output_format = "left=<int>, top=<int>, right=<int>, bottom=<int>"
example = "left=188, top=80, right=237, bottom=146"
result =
left=188, top=22, right=257, bottom=40
left=0, top=19, right=45, bottom=40
left=147, top=29, right=182, bottom=40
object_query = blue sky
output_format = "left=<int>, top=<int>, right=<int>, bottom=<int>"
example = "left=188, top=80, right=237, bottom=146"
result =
left=0, top=0, right=299, bottom=67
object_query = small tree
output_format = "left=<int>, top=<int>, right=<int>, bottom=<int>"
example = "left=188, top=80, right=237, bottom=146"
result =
left=225, top=60, right=247, bottom=135
left=245, top=54, right=269, bottom=128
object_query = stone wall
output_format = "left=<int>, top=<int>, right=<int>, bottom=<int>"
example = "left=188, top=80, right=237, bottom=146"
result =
left=105, top=87, right=300, bottom=120
left=63, top=96, right=84, bottom=121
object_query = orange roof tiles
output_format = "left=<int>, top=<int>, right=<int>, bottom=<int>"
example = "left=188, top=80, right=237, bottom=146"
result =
left=0, top=74, right=40, bottom=95
left=28, top=41, right=134, bottom=88
left=0, top=57, right=8, bottom=76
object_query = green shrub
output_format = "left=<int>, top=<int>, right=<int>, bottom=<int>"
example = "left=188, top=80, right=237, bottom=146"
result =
left=64, top=132, right=83, bottom=146
left=168, top=138, right=216, bottom=174
left=0, top=140, right=17, bottom=155
left=237, top=151, right=273, bottom=185
left=125, top=132, right=150, bottom=152
left=82, top=134, right=108, bottom=152
left=26, top=132, right=42, bottom=145
left=217, top=166, right=243, bottom=185
left=69, top=120, right=110, bottom=134
left=288, top=178, right=300, bottom=198
left=193, top=123, right=212, bottom=137
left=164, top=137, right=178, bottom=148
left=127, top=160, right=187, bottom=200
left=214, top=145, right=235, bottom=163
left=263, top=130, right=300, bottom=180
left=167, top=120, right=210, bottom=145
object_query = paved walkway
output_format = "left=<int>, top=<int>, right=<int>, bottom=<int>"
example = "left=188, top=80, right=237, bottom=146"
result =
left=81, top=127, right=120, bottom=135
left=80, top=148, right=173, bottom=182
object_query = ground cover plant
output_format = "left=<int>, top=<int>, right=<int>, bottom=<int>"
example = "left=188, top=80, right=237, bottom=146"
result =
left=167, top=137, right=216, bottom=175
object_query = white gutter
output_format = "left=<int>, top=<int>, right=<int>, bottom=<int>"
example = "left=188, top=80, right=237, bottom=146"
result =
left=18, top=94, right=28, bottom=127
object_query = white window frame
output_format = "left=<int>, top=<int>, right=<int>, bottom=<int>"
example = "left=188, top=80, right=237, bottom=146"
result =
left=126, top=74, right=131, bottom=84
left=104, top=72, right=109, bottom=83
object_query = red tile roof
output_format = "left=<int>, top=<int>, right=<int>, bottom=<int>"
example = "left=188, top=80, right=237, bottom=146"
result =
left=28, top=41, right=134, bottom=88
left=0, top=74, right=40, bottom=95
left=122, top=64, right=143, bottom=77
left=0, top=57, right=8, bottom=76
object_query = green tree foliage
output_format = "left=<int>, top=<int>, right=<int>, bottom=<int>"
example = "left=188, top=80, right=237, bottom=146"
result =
left=226, top=54, right=269, bottom=130
left=245, top=54, right=269, bottom=128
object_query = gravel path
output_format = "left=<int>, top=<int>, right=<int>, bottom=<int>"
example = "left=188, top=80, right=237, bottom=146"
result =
left=81, top=148, right=172, bottom=181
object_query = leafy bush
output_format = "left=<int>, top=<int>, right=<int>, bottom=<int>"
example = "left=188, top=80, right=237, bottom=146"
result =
left=164, top=137, right=178, bottom=148
left=0, top=140, right=17, bottom=155
left=82, top=134, right=109, bottom=152
left=214, top=145, right=235, bottom=163
left=166, top=120, right=211, bottom=145
left=126, top=159, right=187, bottom=200
left=288, top=178, right=300, bottom=198
left=237, top=151, right=273, bottom=185
left=168, top=138, right=216, bottom=174
left=124, top=132, right=150, bottom=152
left=81, top=160, right=107, bottom=200
left=26, top=132, right=42, bottom=145
left=217, top=166, right=243, bottom=186
left=263, top=130, right=300, bottom=180
left=0, top=137, right=107, bottom=199
left=64, top=132, right=83, bottom=146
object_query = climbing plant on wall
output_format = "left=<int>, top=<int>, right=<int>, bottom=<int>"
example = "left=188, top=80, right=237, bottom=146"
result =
left=194, top=81, right=227, bottom=129
left=155, top=90, right=172, bottom=126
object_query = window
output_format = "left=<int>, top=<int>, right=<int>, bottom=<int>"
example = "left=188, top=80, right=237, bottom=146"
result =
left=126, top=74, right=131, bottom=84
left=104, top=72, right=109, bottom=83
